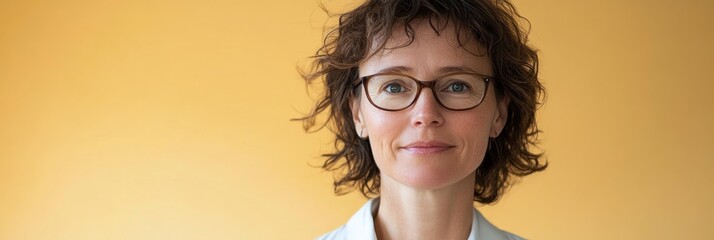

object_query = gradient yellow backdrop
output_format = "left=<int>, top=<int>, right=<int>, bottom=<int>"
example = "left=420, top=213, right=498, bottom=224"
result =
left=1, top=0, right=713, bottom=239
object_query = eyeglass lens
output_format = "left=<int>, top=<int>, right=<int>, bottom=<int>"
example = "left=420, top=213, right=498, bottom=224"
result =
left=365, top=74, right=487, bottom=110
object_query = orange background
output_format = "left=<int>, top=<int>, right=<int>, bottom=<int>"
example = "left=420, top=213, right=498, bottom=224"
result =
left=1, top=0, right=713, bottom=239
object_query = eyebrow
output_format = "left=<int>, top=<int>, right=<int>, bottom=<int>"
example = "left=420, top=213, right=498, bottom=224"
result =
left=373, top=66, right=479, bottom=75
left=436, top=66, right=479, bottom=74
left=374, top=66, right=413, bottom=74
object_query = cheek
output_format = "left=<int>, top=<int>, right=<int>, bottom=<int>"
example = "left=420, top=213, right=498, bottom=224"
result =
left=362, top=108, right=405, bottom=167
left=453, top=112, right=494, bottom=164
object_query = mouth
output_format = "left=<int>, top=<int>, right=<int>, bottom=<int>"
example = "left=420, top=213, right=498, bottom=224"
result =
left=401, top=141, right=454, bottom=154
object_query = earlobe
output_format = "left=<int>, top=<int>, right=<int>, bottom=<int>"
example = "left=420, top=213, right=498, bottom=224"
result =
left=491, top=97, right=509, bottom=138
left=351, top=97, right=368, bottom=139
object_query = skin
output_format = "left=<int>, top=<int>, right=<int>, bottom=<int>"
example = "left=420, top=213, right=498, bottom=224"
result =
left=351, top=19, right=509, bottom=240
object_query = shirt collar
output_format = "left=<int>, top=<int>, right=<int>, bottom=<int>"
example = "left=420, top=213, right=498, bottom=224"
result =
left=339, top=198, right=518, bottom=240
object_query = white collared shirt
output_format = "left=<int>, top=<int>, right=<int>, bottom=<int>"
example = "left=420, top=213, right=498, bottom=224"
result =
left=318, top=198, right=524, bottom=240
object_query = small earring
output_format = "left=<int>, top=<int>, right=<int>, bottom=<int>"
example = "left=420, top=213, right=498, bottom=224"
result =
left=359, top=128, right=366, bottom=139
left=488, top=137, right=493, bottom=151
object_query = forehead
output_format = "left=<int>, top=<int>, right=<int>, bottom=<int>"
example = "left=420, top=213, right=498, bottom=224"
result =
left=359, top=19, right=492, bottom=77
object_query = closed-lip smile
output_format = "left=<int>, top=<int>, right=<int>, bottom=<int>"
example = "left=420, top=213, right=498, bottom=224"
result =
left=401, top=141, right=454, bottom=154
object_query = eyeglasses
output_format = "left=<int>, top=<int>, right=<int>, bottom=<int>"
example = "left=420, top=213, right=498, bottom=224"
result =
left=356, top=72, right=492, bottom=111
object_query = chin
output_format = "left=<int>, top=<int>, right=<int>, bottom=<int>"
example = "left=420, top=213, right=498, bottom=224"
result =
left=393, top=167, right=472, bottom=190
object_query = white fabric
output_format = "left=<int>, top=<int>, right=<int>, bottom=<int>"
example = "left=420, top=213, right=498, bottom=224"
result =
left=317, top=198, right=524, bottom=240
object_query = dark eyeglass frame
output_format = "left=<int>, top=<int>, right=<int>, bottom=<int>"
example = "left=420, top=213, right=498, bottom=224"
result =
left=354, top=72, right=493, bottom=111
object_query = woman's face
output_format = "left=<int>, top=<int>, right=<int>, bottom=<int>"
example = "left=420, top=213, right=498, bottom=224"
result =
left=352, top=20, right=508, bottom=190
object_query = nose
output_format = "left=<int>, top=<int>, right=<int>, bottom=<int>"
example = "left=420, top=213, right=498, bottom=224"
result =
left=411, top=88, right=444, bottom=128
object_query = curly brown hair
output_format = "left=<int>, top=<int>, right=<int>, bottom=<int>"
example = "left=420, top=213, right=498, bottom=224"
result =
left=297, top=0, right=547, bottom=204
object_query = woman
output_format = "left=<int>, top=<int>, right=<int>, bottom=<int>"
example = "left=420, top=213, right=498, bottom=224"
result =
left=299, top=0, right=546, bottom=239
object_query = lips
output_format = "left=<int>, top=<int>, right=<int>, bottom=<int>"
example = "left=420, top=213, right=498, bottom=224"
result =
left=401, top=141, right=454, bottom=154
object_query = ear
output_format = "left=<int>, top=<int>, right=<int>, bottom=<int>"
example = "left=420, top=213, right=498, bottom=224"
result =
left=351, top=94, right=368, bottom=139
left=491, top=96, right=509, bottom=138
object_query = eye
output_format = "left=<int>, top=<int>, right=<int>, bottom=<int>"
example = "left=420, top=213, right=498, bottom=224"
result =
left=383, top=82, right=407, bottom=93
left=445, top=82, right=470, bottom=92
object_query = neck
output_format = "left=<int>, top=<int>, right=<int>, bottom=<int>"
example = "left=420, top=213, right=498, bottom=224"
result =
left=375, top=172, right=476, bottom=240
